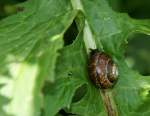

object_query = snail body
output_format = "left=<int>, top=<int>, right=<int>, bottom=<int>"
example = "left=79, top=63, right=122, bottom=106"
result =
left=88, top=50, right=118, bottom=89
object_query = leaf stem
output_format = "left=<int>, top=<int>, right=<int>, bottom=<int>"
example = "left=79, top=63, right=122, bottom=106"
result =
left=71, top=1, right=118, bottom=116
left=100, top=89, right=118, bottom=116
left=71, top=0, right=96, bottom=53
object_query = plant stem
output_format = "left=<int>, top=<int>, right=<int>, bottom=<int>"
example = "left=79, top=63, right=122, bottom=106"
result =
left=71, top=0, right=118, bottom=116
left=100, top=89, right=118, bottom=116
left=71, top=0, right=96, bottom=53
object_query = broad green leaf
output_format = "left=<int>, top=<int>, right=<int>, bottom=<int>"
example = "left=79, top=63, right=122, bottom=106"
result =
left=0, top=62, right=40, bottom=116
left=43, top=31, right=90, bottom=116
left=70, top=0, right=150, bottom=116
left=0, top=0, right=150, bottom=116
left=0, top=0, right=78, bottom=115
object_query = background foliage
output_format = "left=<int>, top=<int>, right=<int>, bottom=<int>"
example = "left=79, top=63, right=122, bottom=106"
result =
left=0, top=0, right=150, bottom=116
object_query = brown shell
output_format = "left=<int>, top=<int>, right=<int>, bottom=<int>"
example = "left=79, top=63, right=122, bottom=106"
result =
left=88, top=50, right=118, bottom=89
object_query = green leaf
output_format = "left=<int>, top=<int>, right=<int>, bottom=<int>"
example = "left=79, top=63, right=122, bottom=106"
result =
left=70, top=0, right=150, bottom=116
left=0, top=94, right=10, bottom=116
left=0, top=0, right=150, bottom=116
left=44, top=31, right=88, bottom=116
left=0, top=0, right=78, bottom=115
left=0, top=62, right=41, bottom=116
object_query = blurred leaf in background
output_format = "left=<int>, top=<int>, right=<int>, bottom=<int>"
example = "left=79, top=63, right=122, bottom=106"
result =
left=109, top=0, right=150, bottom=76
left=126, top=34, right=150, bottom=76
left=109, top=0, right=150, bottom=19
left=0, top=0, right=26, bottom=19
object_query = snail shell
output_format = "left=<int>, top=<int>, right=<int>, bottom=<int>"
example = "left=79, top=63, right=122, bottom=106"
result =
left=88, top=50, right=118, bottom=89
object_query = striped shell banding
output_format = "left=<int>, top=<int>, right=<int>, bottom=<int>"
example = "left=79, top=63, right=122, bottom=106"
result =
left=88, top=50, right=118, bottom=89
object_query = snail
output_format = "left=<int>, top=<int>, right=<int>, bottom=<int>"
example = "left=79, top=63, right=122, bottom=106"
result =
left=88, top=49, right=118, bottom=89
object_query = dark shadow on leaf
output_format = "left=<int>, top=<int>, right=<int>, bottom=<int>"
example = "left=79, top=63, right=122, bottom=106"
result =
left=72, top=84, right=87, bottom=103
left=42, top=80, right=54, bottom=95
left=57, top=109, right=77, bottom=116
